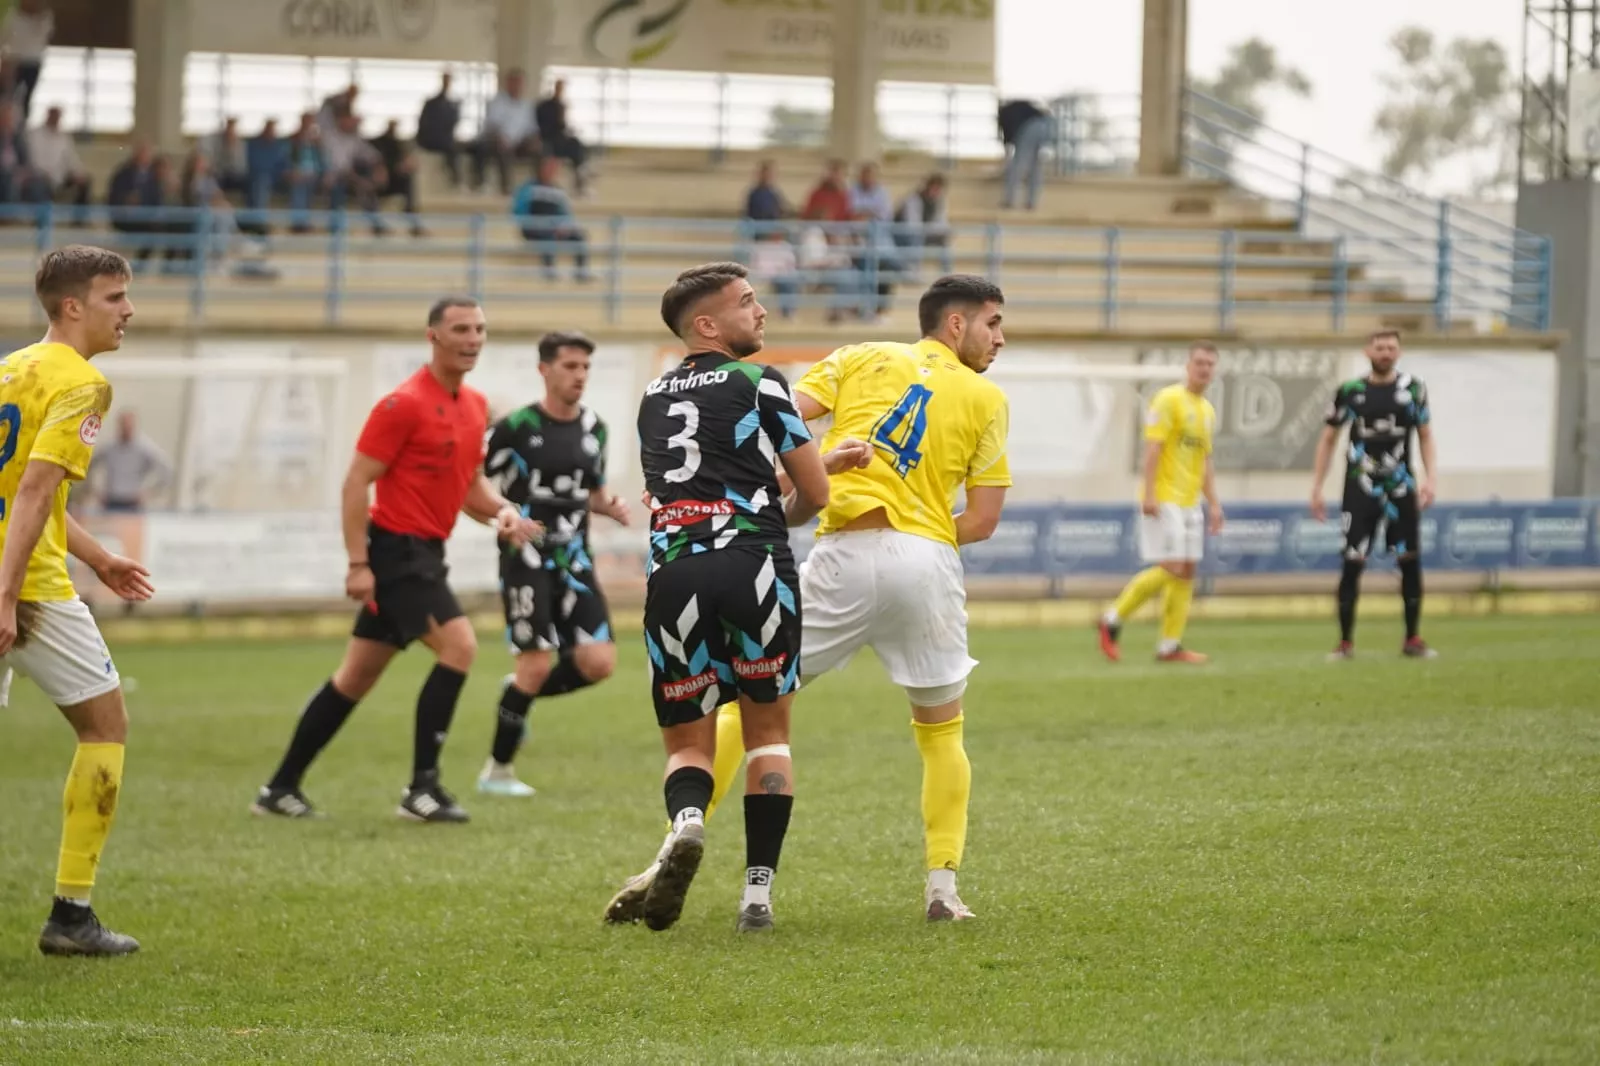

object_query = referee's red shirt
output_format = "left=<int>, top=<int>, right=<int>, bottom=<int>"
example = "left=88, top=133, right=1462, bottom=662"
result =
left=356, top=366, right=489, bottom=541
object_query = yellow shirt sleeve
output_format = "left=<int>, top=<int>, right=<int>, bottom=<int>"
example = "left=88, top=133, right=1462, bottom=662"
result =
left=1143, top=390, right=1178, bottom=444
left=30, top=380, right=111, bottom=480
left=965, top=398, right=1012, bottom=489
left=793, top=345, right=855, bottom=413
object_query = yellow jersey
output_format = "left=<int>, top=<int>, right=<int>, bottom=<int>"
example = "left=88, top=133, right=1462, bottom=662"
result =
left=0, top=342, right=113, bottom=602
left=794, top=338, right=1010, bottom=550
left=1144, top=383, right=1215, bottom=508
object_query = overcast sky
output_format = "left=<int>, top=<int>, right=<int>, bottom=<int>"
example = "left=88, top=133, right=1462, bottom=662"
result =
left=996, top=0, right=1524, bottom=173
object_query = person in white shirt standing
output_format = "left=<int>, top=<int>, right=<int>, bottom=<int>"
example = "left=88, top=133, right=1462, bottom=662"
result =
left=472, top=68, right=539, bottom=196
left=1, top=0, right=51, bottom=123
left=26, top=105, right=88, bottom=214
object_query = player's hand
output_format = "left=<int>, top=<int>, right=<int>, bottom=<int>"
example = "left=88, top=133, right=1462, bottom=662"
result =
left=1310, top=496, right=1327, bottom=522
left=1419, top=480, right=1437, bottom=510
left=1207, top=504, right=1225, bottom=536
left=823, top=438, right=874, bottom=474
left=1141, top=498, right=1160, bottom=518
left=602, top=493, right=631, bottom=526
left=495, top=505, right=542, bottom=548
left=92, top=554, right=154, bottom=603
left=345, top=564, right=375, bottom=603
left=0, top=600, right=15, bottom=656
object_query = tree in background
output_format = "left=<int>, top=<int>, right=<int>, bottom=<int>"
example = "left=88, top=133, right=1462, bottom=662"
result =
left=1371, top=27, right=1519, bottom=196
left=1185, top=38, right=1313, bottom=180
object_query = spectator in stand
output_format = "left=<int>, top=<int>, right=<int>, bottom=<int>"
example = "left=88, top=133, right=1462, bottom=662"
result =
left=283, top=114, right=324, bottom=233
left=246, top=118, right=286, bottom=209
left=849, top=162, right=897, bottom=321
left=415, top=71, right=462, bottom=188
left=370, top=119, right=425, bottom=236
left=512, top=156, right=590, bottom=282
left=747, top=229, right=799, bottom=320
left=475, top=68, right=539, bottom=195
left=998, top=98, right=1051, bottom=211
left=179, top=152, right=239, bottom=264
left=318, top=84, right=359, bottom=132
left=200, top=117, right=251, bottom=198
left=87, top=413, right=173, bottom=515
left=0, top=0, right=51, bottom=122
left=801, top=158, right=851, bottom=222
left=744, top=160, right=789, bottom=222
left=107, top=140, right=158, bottom=234
left=0, top=100, right=33, bottom=205
left=24, top=105, right=90, bottom=214
left=895, top=172, right=951, bottom=276
left=535, top=78, right=589, bottom=196
left=849, top=162, right=893, bottom=223
left=322, top=112, right=388, bottom=235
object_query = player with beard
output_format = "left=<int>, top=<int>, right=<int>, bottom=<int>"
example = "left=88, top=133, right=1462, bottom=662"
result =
left=1310, top=329, right=1439, bottom=659
left=478, top=330, right=630, bottom=797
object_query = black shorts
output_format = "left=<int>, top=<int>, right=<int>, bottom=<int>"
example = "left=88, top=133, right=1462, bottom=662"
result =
left=643, top=546, right=802, bottom=728
left=500, top=557, right=612, bottom=653
left=1342, top=489, right=1421, bottom=560
left=351, top=523, right=464, bottom=649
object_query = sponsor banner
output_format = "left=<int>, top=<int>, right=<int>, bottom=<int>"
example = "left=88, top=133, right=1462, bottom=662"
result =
left=187, top=0, right=995, bottom=82
left=1135, top=347, right=1345, bottom=472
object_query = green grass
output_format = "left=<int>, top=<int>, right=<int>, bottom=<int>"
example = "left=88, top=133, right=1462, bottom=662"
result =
left=2, top=614, right=1598, bottom=1064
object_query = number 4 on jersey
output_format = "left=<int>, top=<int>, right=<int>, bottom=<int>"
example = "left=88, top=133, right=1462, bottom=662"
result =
left=871, top=384, right=932, bottom=478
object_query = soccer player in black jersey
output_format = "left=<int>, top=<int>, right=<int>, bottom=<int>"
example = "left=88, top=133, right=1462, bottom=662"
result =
left=478, top=330, right=630, bottom=796
left=1309, top=329, right=1439, bottom=659
left=604, top=262, right=830, bottom=934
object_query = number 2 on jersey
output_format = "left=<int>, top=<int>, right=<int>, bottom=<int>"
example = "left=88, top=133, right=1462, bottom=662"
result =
left=870, top=384, right=932, bottom=478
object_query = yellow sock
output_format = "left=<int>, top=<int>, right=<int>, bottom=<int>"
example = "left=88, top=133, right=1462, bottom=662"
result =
left=1160, top=577, right=1195, bottom=647
left=1111, top=566, right=1172, bottom=622
left=55, top=742, right=125, bottom=900
left=705, top=702, right=744, bottom=822
left=912, top=715, right=971, bottom=872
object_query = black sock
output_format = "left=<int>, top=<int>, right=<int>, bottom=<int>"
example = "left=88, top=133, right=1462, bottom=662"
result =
left=268, top=680, right=358, bottom=790
left=663, top=766, right=714, bottom=823
left=412, top=664, right=468, bottom=785
left=539, top=653, right=597, bottom=698
left=1400, top=556, right=1423, bottom=640
left=1337, top=560, right=1363, bottom=643
left=490, top=681, right=535, bottom=765
left=744, top=793, right=794, bottom=873
left=50, top=897, right=91, bottom=925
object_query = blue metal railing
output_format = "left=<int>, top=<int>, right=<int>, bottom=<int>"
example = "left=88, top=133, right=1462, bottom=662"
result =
left=0, top=205, right=1551, bottom=335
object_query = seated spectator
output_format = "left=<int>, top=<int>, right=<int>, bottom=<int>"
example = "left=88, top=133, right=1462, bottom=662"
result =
left=0, top=100, right=32, bottom=205
left=475, top=68, right=539, bottom=195
left=747, top=229, right=798, bottom=320
left=798, top=224, right=853, bottom=325
left=801, top=158, right=850, bottom=223
left=282, top=115, right=324, bottom=233
left=200, top=116, right=250, bottom=197
left=321, top=112, right=387, bottom=235
left=369, top=119, right=424, bottom=236
left=179, top=151, right=239, bottom=265
left=0, top=0, right=51, bottom=122
left=894, top=173, right=951, bottom=276
left=512, top=156, right=590, bottom=282
left=848, top=162, right=897, bottom=321
left=415, top=71, right=462, bottom=188
left=998, top=98, right=1051, bottom=210
left=110, top=148, right=187, bottom=268
left=535, top=78, right=589, bottom=196
left=24, top=105, right=90, bottom=214
left=849, top=162, right=893, bottom=224
left=245, top=118, right=287, bottom=209
left=744, top=160, right=788, bottom=222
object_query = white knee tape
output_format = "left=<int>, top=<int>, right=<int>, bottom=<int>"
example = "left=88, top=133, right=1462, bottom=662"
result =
left=745, top=743, right=792, bottom=761
left=905, top=678, right=968, bottom=708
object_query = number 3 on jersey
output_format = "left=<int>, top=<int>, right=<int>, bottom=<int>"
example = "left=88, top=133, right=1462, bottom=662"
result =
left=870, top=384, right=932, bottom=478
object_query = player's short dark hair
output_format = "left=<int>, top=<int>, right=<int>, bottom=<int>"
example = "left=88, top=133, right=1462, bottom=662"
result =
left=1368, top=328, right=1402, bottom=344
left=918, top=274, right=1005, bottom=337
left=538, top=329, right=596, bottom=363
left=427, top=295, right=479, bottom=326
left=1189, top=339, right=1219, bottom=356
left=660, top=262, right=749, bottom=339
left=35, top=245, right=131, bottom=320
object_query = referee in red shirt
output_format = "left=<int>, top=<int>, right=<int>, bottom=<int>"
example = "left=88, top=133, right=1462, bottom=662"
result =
left=253, top=297, right=538, bottom=823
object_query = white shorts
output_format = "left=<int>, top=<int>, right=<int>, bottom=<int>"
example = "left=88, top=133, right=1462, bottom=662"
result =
left=799, top=529, right=977, bottom=689
left=0, top=598, right=121, bottom=708
left=1139, top=503, right=1204, bottom=563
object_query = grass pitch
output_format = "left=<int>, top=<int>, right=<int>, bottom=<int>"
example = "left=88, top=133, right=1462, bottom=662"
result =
left=1, top=614, right=1597, bottom=1064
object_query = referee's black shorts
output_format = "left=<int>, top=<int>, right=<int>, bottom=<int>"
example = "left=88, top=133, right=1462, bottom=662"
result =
left=351, top=522, right=464, bottom=649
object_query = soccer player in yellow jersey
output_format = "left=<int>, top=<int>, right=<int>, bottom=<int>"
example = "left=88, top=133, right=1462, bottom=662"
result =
left=800, top=275, right=1010, bottom=921
left=1098, top=341, right=1224, bottom=664
left=0, top=246, right=152, bottom=956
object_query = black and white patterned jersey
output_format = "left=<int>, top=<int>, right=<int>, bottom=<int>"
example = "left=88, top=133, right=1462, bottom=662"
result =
left=1325, top=374, right=1431, bottom=500
left=484, top=402, right=607, bottom=573
left=637, top=352, right=811, bottom=572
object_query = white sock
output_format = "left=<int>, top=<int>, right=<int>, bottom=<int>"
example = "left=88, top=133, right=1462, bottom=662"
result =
left=1103, top=608, right=1120, bottom=625
left=742, top=866, right=774, bottom=908
left=672, top=807, right=704, bottom=833
left=1157, top=638, right=1179, bottom=655
left=927, top=867, right=957, bottom=896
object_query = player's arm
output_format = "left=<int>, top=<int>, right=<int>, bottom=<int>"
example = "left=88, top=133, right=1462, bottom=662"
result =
left=755, top=365, right=829, bottom=525
left=1139, top=393, right=1172, bottom=518
left=955, top=486, right=1007, bottom=545
left=1310, top=385, right=1351, bottom=521
left=1415, top=381, right=1437, bottom=508
left=955, top=399, right=1013, bottom=545
left=341, top=451, right=387, bottom=594
left=1202, top=457, right=1224, bottom=534
left=0, top=460, right=68, bottom=653
left=588, top=487, right=629, bottom=525
left=65, top=511, right=153, bottom=603
left=779, top=442, right=830, bottom=526
left=463, top=473, right=540, bottom=546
